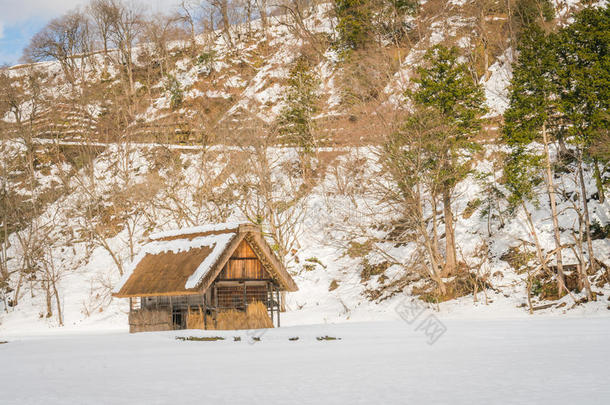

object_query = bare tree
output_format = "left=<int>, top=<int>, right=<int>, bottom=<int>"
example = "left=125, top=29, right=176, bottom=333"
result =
left=23, top=10, right=91, bottom=85
left=106, top=0, right=144, bottom=97
left=230, top=130, right=310, bottom=267
left=256, top=0, right=269, bottom=37
left=205, top=0, right=234, bottom=47
left=89, top=0, right=117, bottom=72
left=178, top=0, right=202, bottom=52
left=273, top=0, right=327, bottom=56
left=142, top=12, right=183, bottom=76
left=379, top=108, right=455, bottom=294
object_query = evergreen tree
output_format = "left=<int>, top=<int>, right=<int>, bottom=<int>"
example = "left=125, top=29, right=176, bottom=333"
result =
left=556, top=5, right=610, bottom=147
left=503, top=26, right=557, bottom=145
left=334, top=0, right=374, bottom=51
left=410, top=45, right=486, bottom=275
left=503, top=25, right=568, bottom=294
left=504, top=148, right=543, bottom=211
left=556, top=5, right=610, bottom=286
left=164, top=74, right=183, bottom=110
left=277, top=56, right=320, bottom=154
left=413, top=45, right=486, bottom=133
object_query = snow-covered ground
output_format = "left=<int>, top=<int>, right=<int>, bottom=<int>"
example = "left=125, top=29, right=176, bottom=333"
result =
left=1, top=318, right=609, bottom=404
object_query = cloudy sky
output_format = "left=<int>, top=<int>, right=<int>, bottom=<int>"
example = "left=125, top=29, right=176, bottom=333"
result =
left=0, top=0, right=181, bottom=66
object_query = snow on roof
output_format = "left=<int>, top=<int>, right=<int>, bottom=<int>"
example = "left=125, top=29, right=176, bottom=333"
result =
left=113, top=222, right=297, bottom=297
left=184, top=233, right=234, bottom=289
left=113, top=231, right=236, bottom=295
left=149, top=222, right=241, bottom=240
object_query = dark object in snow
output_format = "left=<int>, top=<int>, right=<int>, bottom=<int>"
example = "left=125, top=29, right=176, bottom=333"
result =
left=233, top=336, right=241, bottom=341
left=251, top=337, right=261, bottom=342
left=0, top=341, right=7, bottom=344
left=289, top=337, right=299, bottom=341
left=113, top=223, right=299, bottom=333
left=532, top=303, right=555, bottom=311
left=176, top=336, right=225, bottom=341
left=316, top=336, right=341, bottom=341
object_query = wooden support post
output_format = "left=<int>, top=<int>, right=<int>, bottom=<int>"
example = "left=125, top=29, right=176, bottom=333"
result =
left=266, top=282, right=271, bottom=315
left=169, top=295, right=173, bottom=329
left=202, top=293, right=207, bottom=330
left=129, top=297, right=132, bottom=312
left=269, top=283, right=274, bottom=327
left=276, top=287, right=280, bottom=328
left=213, top=284, right=218, bottom=328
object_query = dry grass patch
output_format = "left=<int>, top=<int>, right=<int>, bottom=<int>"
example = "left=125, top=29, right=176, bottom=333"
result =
left=198, top=301, right=273, bottom=331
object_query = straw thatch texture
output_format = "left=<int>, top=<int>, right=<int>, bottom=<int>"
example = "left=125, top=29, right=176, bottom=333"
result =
left=186, top=307, right=206, bottom=329
left=117, top=247, right=214, bottom=297
left=246, top=301, right=274, bottom=329
left=203, top=301, right=273, bottom=330
left=129, top=309, right=172, bottom=333
left=114, top=223, right=298, bottom=300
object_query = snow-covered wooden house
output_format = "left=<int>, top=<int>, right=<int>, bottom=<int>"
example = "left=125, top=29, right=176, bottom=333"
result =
left=113, top=223, right=298, bottom=333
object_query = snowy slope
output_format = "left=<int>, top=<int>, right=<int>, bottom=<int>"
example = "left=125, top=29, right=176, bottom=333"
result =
left=0, top=142, right=608, bottom=335
left=1, top=1, right=608, bottom=335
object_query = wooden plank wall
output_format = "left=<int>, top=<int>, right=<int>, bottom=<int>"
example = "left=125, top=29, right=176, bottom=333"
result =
left=219, top=240, right=267, bottom=279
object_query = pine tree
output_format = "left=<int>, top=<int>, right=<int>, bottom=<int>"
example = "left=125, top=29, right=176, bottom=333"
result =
left=503, top=25, right=567, bottom=295
left=164, top=74, right=183, bottom=110
left=413, top=45, right=486, bottom=133
left=277, top=56, right=320, bottom=155
left=410, top=45, right=486, bottom=275
left=555, top=5, right=610, bottom=290
left=334, top=0, right=374, bottom=51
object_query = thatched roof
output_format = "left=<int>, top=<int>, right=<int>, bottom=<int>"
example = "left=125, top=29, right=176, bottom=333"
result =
left=113, top=223, right=298, bottom=298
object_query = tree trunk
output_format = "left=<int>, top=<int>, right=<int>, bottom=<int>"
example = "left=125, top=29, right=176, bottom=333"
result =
left=541, top=123, right=566, bottom=295
left=220, top=0, right=233, bottom=47
left=443, top=187, right=457, bottom=276
left=45, top=281, right=53, bottom=318
left=12, top=272, right=24, bottom=307
left=576, top=149, right=594, bottom=301
left=526, top=275, right=533, bottom=314
left=103, top=39, right=108, bottom=73
left=99, top=237, right=124, bottom=276
left=522, top=202, right=549, bottom=275
left=430, top=193, right=441, bottom=263
left=258, top=0, right=268, bottom=37
left=52, top=278, right=63, bottom=326
left=593, top=158, right=605, bottom=203
left=416, top=186, right=446, bottom=295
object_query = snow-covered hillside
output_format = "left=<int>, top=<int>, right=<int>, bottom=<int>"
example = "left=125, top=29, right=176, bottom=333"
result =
left=1, top=0, right=609, bottom=335
left=0, top=141, right=608, bottom=335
